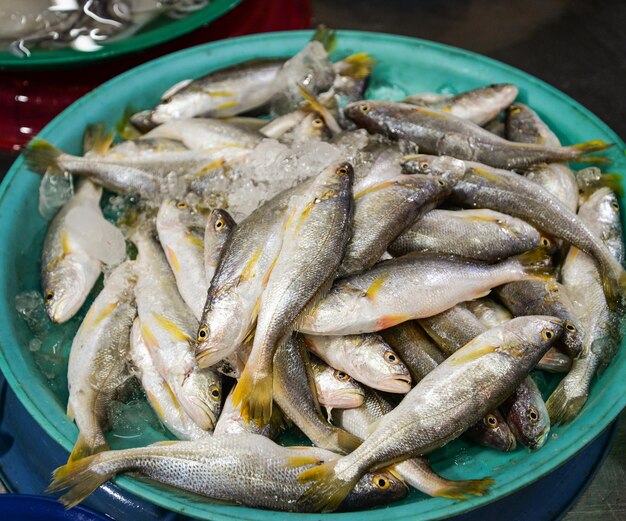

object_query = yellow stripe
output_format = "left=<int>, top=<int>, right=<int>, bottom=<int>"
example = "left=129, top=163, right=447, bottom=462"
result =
left=240, top=247, right=263, bottom=283
left=141, top=324, right=160, bottom=351
left=184, top=232, right=204, bottom=250
left=354, top=181, right=395, bottom=200
left=165, top=245, right=180, bottom=272
left=214, top=101, right=239, bottom=111
left=61, top=230, right=72, bottom=255
left=152, top=313, right=192, bottom=343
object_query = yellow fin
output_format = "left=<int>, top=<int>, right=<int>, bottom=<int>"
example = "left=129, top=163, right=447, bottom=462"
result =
left=152, top=313, right=192, bottom=342
left=284, top=454, right=324, bottom=468
left=262, top=256, right=279, bottom=287
left=365, top=273, right=390, bottom=300
left=184, top=232, right=204, bottom=250
left=201, top=90, right=234, bottom=98
left=194, top=158, right=225, bottom=178
left=297, top=459, right=357, bottom=513
left=66, top=402, right=75, bottom=421
left=375, top=314, right=409, bottom=330
left=165, top=245, right=180, bottom=272
left=450, top=344, right=497, bottom=366
left=47, top=453, right=107, bottom=508
left=145, top=389, right=166, bottom=419
left=141, top=323, right=160, bottom=351
left=354, top=180, right=396, bottom=200
left=87, top=302, right=117, bottom=333
left=436, top=477, right=495, bottom=499
left=239, top=247, right=263, bottom=283
left=336, top=430, right=362, bottom=454
left=339, top=52, right=376, bottom=80
left=297, top=84, right=342, bottom=135
left=83, top=124, right=114, bottom=155
left=68, top=433, right=107, bottom=463
left=231, top=369, right=273, bottom=427
left=469, top=166, right=506, bottom=185
left=214, top=100, right=239, bottom=111
left=61, top=230, right=72, bottom=255
left=152, top=440, right=180, bottom=446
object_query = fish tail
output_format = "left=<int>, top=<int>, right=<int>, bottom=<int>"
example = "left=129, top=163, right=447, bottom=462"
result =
left=311, top=24, right=337, bottom=52
left=566, top=140, right=613, bottom=163
left=435, top=477, right=495, bottom=499
left=600, top=265, right=626, bottom=310
left=68, top=433, right=108, bottom=463
left=83, top=124, right=114, bottom=155
left=335, top=429, right=362, bottom=454
left=115, top=107, right=143, bottom=141
left=545, top=378, right=588, bottom=425
left=512, top=246, right=555, bottom=281
left=47, top=453, right=109, bottom=508
left=339, top=53, right=377, bottom=80
left=297, top=459, right=359, bottom=512
left=23, top=139, right=63, bottom=174
left=231, top=367, right=273, bottom=427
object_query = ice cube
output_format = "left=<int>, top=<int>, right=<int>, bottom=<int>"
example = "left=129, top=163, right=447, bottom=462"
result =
left=38, top=169, right=73, bottom=220
left=65, top=206, right=127, bottom=266
left=15, top=290, right=50, bottom=335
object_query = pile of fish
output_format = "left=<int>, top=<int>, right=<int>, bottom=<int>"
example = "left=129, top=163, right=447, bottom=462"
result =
left=22, top=31, right=625, bottom=513
left=1, top=0, right=209, bottom=57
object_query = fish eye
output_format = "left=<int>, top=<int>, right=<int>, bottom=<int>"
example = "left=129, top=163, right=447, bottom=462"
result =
left=419, top=161, right=430, bottom=172
left=312, top=117, right=324, bottom=128
left=565, top=322, right=576, bottom=333
left=210, top=386, right=220, bottom=400
left=611, top=201, right=620, bottom=212
left=384, top=351, right=399, bottom=364
left=435, top=179, right=445, bottom=187
left=45, top=290, right=54, bottom=301
left=484, top=414, right=499, bottom=429
left=527, top=407, right=539, bottom=424
left=176, top=201, right=188, bottom=209
left=373, top=474, right=390, bottom=490
left=541, top=328, right=555, bottom=341
left=214, top=218, right=225, bottom=231
left=336, top=165, right=350, bottom=176
left=333, top=370, right=350, bottom=381
left=197, top=326, right=209, bottom=341
left=540, top=237, right=551, bottom=248
left=359, top=103, right=370, bottom=113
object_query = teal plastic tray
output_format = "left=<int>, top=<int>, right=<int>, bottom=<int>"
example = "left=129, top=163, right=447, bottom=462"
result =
left=0, top=30, right=624, bottom=521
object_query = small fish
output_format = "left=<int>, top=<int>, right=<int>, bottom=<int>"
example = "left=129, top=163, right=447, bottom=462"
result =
left=232, top=162, right=353, bottom=426
left=576, top=167, right=623, bottom=203
left=405, top=84, right=519, bottom=126
left=388, top=208, right=542, bottom=262
left=464, top=409, right=517, bottom=452
left=298, top=249, right=552, bottom=336
left=337, top=174, right=451, bottom=277
left=536, top=348, right=572, bottom=374
left=297, top=316, right=563, bottom=512
left=47, top=434, right=406, bottom=512
left=334, top=389, right=494, bottom=498
left=66, top=261, right=136, bottom=462
left=204, top=209, right=237, bottom=283
left=380, top=321, right=445, bottom=383
left=133, top=229, right=221, bottom=432
left=404, top=154, right=626, bottom=307
left=501, top=376, right=550, bottom=450
left=41, top=180, right=103, bottom=323
left=156, top=199, right=208, bottom=321
left=273, top=336, right=362, bottom=453
left=129, top=319, right=210, bottom=441
left=304, top=334, right=412, bottom=393
left=547, top=187, right=624, bottom=424
left=309, top=356, right=365, bottom=414
left=345, top=100, right=610, bottom=170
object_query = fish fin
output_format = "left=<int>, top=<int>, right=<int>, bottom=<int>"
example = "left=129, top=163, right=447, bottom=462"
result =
left=83, top=124, right=114, bottom=155
left=68, top=433, right=108, bottom=463
left=152, top=440, right=180, bottom=446
left=311, top=25, right=336, bottom=52
left=376, top=314, right=410, bottom=330
left=513, top=246, right=555, bottom=281
left=297, top=460, right=358, bottom=513
left=23, top=139, right=63, bottom=174
left=601, top=267, right=626, bottom=311
left=545, top=378, right=587, bottom=425
left=336, top=430, right=362, bottom=454
left=47, top=453, right=108, bottom=508
left=231, top=368, right=273, bottom=427
left=570, top=140, right=613, bottom=154
left=66, top=403, right=75, bottom=421
left=298, top=84, right=342, bottom=135
left=338, top=53, right=376, bottom=80
left=578, top=172, right=624, bottom=199
left=435, top=477, right=495, bottom=499
left=450, top=344, right=497, bottom=366
left=366, top=417, right=382, bottom=436
left=114, top=107, right=143, bottom=141
left=161, top=78, right=193, bottom=100
left=285, top=453, right=324, bottom=468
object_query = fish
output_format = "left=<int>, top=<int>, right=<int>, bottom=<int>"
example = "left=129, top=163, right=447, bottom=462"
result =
left=309, top=355, right=365, bottom=415
left=337, top=174, right=451, bottom=277
left=405, top=84, right=519, bottom=126
left=232, top=161, right=353, bottom=426
left=156, top=199, right=208, bottom=321
left=41, top=180, right=103, bottom=323
left=547, top=187, right=624, bottom=424
left=419, top=304, right=487, bottom=357
left=403, top=154, right=626, bottom=307
left=334, top=389, right=494, bottom=498
left=47, top=434, right=406, bottom=512
left=536, top=347, right=572, bottom=374
left=465, top=298, right=512, bottom=328
left=304, top=334, right=412, bottom=393
left=501, top=376, right=550, bottom=450
left=344, top=100, right=610, bottom=170
left=496, top=280, right=583, bottom=358
left=388, top=208, right=543, bottom=262
left=195, top=186, right=294, bottom=368
left=133, top=229, right=221, bottom=432
left=213, top=388, right=275, bottom=438
left=150, top=59, right=286, bottom=123
left=129, top=319, right=210, bottom=441
left=204, top=209, right=237, bottom=283
left=576, top=167, right=623, bottom=203
left=505, top=103, right=578, bottom=212
left=464, top=409, right=517, bottom=452
left=66, top=261, right=136, bottom=462
left=273, top=336, right=362, bottom=453
left=298, top=248, right=553, bottom=336
left=297, top=316, right=563, bottom=512
left=380, top=321, right=445, bottom=383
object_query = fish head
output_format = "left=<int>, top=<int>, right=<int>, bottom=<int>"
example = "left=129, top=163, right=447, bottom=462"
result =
left=500, top=316, right=564, bottom=361
left=43, top=253, right=100, bottom=324
left=344, top=100, right=394, bottom=135
left=295, top=112, right=332, bottom=141
left=473, top=410, right=517, bottom=452
left=195, top=299, right=246, bottom=368
left=401, top=153, right=466, bottom=183
left=207, top=209, right=237, bottom=242
left=587, top=187, right=625, bottom=261
left=158, top=199, right=206, bottom=231
left=360, top=336, right=412, bottom=393
left=488, top=83, right=519, bottom=107
left=151, top=91, right=206, bottom=124
left=180, top=368, right=222, bottom=431
left=340, top=469, right=408, bottom=511
left=507, top=393, right=550, bottom=451
left=318, top=368, right=365, bottom=409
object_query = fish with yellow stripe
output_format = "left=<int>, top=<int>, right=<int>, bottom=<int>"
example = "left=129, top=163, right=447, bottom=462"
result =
left=133, top=228, right=221, bottom=433
left=66, top=261, right=137, bottom=462
left=40, top=180, right=103, bottom=324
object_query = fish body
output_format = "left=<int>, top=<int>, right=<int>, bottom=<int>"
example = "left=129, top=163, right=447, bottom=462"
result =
left=465, top=298, right=512, bottom=328
left=41, top=180, right=103, bottom=323
left=419, top=304, right=487, bottom=356
left=66, top=261, right=136, bottom=461
left=388, top=208, right=542, bottom=262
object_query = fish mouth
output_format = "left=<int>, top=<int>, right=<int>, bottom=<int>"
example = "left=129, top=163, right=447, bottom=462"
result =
left=195, top=346, right=224, bottom=368
left=504, top=430, right=518, bottom=452
left=185, top=394, right=218, bottom=431
left=378, top=375, right=412, bottom=394
left=329, top=390, right=366, bottom=409
left=529, top=428, right=550, bottom=451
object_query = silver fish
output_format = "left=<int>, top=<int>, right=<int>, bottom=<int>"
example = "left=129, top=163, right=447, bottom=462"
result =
left=309, top=356, right=365, bottom=413
left=204, top=208, right=237, bottom=283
